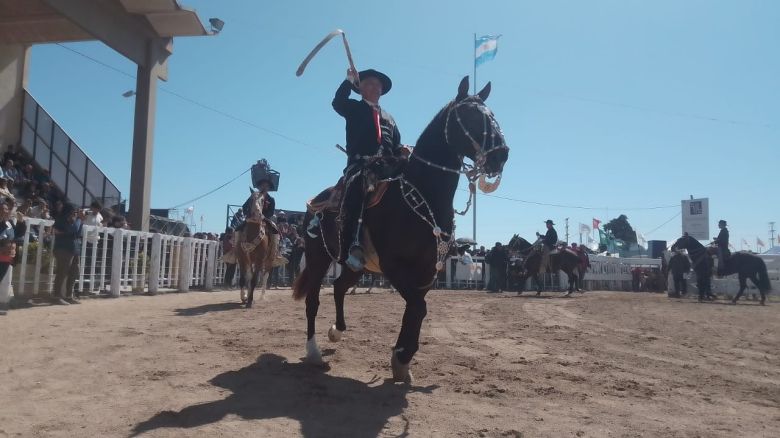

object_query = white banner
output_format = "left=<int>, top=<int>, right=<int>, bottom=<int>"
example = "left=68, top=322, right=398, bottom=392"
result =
left=681, top=198, right=709, bottom=241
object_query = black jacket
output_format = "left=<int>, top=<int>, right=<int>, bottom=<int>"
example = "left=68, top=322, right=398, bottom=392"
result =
left=542, top=228, right=558, bottom=248
left=715, top=227, right=729, bottom=249
left=332, top=80, right=401, bottom=167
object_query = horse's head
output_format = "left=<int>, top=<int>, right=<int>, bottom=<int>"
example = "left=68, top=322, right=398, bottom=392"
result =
left=445, top=76, right=509, bottom=178
left=671, top=234, right=701, bottom=252
left=248, top=190, right=265, bottom=222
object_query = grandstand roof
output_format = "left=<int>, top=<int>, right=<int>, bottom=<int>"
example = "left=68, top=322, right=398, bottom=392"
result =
left=0, top=0, right=208, bottom=44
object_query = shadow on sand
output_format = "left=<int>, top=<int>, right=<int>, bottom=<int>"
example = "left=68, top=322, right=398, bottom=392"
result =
left=173, top=302, right=244, bottom=316
left=132, top=353, right=436, bottom=437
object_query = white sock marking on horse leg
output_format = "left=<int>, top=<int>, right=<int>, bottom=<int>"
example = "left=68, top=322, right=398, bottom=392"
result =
left=306, top=337, right=323, bottom=364
left=328, top=324, right=343, bottom=342
left=261, top=271, right=269, bottom=300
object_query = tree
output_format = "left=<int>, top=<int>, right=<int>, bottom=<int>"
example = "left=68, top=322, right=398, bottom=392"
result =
left=604, top=214, right=637, bottom=244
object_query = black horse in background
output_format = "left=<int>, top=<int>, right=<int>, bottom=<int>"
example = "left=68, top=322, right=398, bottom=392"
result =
left=293, top=77, right=509, bottom=383
left=671, top=235, right=771, bottom=305
left=507, top=235, right=581, bottom=296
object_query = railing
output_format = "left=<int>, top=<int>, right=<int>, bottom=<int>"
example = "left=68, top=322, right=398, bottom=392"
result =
left=13, top=218, right=222, bottom=298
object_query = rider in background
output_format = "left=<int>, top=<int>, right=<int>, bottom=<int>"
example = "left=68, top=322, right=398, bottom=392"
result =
left=713, top=219, right=729, bottom=276
left=332, top=67, right=403, bottom=271
left=536, top=219, right=558, bottom=274
left=238, top=179, right=276, bottom=231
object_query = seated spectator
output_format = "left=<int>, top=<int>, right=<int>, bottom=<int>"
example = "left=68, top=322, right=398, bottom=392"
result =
left=34, top=168, right=50, bottom=185
left=0, top=176, right=14, bottom=202
left=3, top=145, right=22, bottom=165
left=20, top=164, right=34, bottom=185
left=2, top=159, right=21, bottom=184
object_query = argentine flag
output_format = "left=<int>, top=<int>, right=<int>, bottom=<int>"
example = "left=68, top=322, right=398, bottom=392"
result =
left=475, top=35, right=501, bottom=67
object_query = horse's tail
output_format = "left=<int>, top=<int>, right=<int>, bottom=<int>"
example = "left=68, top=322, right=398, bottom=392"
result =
left=292, top=265, right=314, bottom=301
left=757, top=258, right=772, bottom=291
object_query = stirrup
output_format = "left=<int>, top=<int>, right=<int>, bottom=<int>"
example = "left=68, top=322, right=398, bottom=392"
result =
left=307, top=214, right=320, bottom=238
left=345, top=246, right=365, bottom=272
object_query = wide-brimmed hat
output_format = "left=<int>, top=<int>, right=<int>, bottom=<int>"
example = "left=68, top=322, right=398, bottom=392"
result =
left=351, top=69, right=392, bottom=95
left=544, top=219, right=555, bottom=225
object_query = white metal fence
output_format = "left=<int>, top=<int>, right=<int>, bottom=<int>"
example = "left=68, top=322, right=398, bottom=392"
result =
left=11, top=215, right=776, bottom=299
left=12, top=218, right=222, bottom=299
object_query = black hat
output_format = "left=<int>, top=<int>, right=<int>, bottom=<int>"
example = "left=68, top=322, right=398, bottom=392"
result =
left=544, top=219, right=555, bottom=225
left=351, top=69, right=392, bottom=95
left=718, top=219, right=727, bottom=225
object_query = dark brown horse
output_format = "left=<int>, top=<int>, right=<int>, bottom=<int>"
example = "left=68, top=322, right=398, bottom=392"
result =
left=671, top=235, right=771, bottom=305
left=508, top=235, right=581, bottom=296
left=293, top=77, right=509, bottom=382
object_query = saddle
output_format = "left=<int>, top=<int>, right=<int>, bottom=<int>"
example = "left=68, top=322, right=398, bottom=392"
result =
left=306, top=178, right=390, bottom=214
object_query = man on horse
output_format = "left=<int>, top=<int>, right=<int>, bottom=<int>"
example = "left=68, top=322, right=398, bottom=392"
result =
left=536, top=219, right=558, bottom=274
left=332, top=67, right=404, bottom=271
left=237, top=178, right=276, bottom=232
left=713, top=219, right=730, bottom=275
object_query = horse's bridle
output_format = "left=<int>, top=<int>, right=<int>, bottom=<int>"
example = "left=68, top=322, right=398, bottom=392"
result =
left=409, top=97, right=508, bottom=215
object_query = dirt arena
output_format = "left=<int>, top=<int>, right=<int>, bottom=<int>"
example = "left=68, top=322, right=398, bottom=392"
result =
left=1, top=288, right=778, bottom=437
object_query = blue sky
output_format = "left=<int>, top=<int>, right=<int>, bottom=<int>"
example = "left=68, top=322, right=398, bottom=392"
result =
left=27, top=0, right=779, bottom=249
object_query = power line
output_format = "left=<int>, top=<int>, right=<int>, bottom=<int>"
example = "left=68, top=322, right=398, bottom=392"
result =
left=168, top=166, right=252, bottom=210
left=54, top=43, right=331, bottom=154
left=460, top=188, right=677, bottom=211
left=645, top=211, right=682, bottom=236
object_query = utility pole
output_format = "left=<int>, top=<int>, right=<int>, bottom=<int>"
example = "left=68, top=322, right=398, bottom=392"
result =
left=565, top=218, right=569, bottom=244
left=770, top=222, right=776, bottom=248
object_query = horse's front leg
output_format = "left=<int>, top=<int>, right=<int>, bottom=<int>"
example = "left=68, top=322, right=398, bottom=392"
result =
left=330, top=269, right=362, bottom=342
left=246, top=267, right=259, bottom=308
left=239, top=265, right=247, bottom=303
left=260, top=270, right=269, bottom=300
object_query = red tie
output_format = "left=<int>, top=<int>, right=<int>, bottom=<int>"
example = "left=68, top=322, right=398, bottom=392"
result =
left=373, top=108, right=382, bottom=145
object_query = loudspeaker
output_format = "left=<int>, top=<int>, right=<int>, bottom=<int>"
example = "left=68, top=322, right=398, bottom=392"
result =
left=647, top=240, right=667, bottom=259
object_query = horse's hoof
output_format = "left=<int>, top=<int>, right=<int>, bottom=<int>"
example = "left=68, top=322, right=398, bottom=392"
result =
left=730, top=300, right=737, bottom=305
left=391, top=350, right=413, bottom=384
left=328, top=324, right=343, bottom=342
left=245, top=301, right=253, bottom=309
left=305, top=338, right=323, bottom=365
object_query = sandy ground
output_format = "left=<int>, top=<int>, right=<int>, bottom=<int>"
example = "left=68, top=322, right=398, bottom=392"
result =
left=1, top=288, right=779, bottom=438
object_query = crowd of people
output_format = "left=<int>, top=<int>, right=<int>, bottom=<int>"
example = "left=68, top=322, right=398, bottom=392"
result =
left=0, top=144, right=134, bottom=315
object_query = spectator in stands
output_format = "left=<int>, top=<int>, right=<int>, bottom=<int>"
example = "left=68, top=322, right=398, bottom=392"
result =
left=476, top=246, right=487, bottom=257
left=34, top=168, right=50, bottom=185
left=0, top=238, right=16, bottom=315
left=52, top=204, right=84, bottom=304
left=3, top=159, right=21, bottom=184
left=20, top=164, right=34, bottom=185
left=0, top=175, right=14, bottom=202
left=0, top=200, right=26, bottom=246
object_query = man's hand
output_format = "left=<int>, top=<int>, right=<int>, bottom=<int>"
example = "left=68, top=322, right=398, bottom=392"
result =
left=346, top=68, right=359, bottom=86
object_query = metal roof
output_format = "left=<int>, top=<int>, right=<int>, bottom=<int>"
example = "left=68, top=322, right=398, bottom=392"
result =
left=0, top=0, right=208, bottom=44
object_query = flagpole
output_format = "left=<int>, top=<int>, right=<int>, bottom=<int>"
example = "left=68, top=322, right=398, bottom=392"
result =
left=472, top=32, right=477, bottom=246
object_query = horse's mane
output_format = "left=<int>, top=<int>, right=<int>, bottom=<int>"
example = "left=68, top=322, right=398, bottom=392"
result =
left=413, top=101, right=452, bottom=149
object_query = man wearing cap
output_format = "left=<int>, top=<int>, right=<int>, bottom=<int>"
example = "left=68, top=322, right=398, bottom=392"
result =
left=332, top=67, right=403, bottom=271
left=536, top=220, right=558, bottom=275
left=713, top=219, right=730, bottom=275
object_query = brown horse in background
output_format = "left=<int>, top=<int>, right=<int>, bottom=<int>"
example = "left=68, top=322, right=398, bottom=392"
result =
left=235, top=191, right=276, bottom=308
